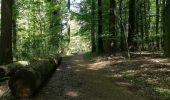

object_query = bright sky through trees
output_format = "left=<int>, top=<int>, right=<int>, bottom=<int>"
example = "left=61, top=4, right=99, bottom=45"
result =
left=70, top=0, right=82, bottom=12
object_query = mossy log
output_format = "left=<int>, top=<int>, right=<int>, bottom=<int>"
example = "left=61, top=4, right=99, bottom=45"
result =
left=0, top=61, right=30, bottom=78
left=9, top=56, right=62, bottom=98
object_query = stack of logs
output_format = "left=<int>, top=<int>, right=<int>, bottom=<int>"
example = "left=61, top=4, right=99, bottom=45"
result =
left=0, top=55, right=62, bottom=98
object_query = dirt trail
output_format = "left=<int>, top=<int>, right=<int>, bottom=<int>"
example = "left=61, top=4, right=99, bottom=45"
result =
left=1, top=55, right=150, bottom=100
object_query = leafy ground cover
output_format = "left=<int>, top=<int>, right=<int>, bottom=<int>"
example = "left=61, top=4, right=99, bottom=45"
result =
left=1, top=52, right=169, bottom=100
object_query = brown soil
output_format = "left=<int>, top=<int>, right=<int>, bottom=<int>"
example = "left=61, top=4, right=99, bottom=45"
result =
left=1, top=54, right=151, bottom=100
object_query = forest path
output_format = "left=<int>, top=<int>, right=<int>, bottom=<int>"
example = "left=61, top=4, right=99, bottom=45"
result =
left=34, top=54, right=149, bottom=100
left=1, top=54, right=150, bottom=100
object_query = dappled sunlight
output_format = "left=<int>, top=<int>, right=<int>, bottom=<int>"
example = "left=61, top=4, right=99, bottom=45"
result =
left=105, top=74, right=123, bottom=81
left=88, top=54, right=170, bottom=99
left=18, top=61, right=30, bottom=65
left=86, top=61, right=111, bottom=70
left=155, top=87, right=170, bottom=97
left=140, top=64, right=150, bottom=68
left=65, top=90, right=79, bottom=97
left=146, top=78, right=158, bottom=85
left=75, top=69, right=81, bottom=72
left=0, top=90, right=3, bottom=97
left=149, top=58, right=170, bottom=65
left=122, top=70, right=138, bottom=75
left=0, top=89, right=5, bottom=97
left=56, top=68, right=61, bottom=71
left=116, top=82, right=133, bottom=87
left=0, top=82, right=8, bottom=98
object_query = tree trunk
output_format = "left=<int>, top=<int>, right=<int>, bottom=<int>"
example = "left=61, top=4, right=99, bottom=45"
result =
left=109, top=0, right=116, bottom=52
left=162, top=0, right=166, bottom=49
left=91, top=0, right=96, bottom=53
left=120, top=0, right=125, bottom=51
left=66, top=0, right=71, bottom=54
left=156, top=0, right=160, bottom=49
left=164, top=0, right=170, bottom=57
left=128, top=0, right=136, bottom=51
left=0, top=0, right=13, bottom=65
left=139, top=2, right=144, bottom=50
left=0, top=61, right=30, bottom=78
left=13, top=0, right=17, bottom=60
left=97, top=0, right=104, bottom=53
left=9, top=56, right=62, bottom=98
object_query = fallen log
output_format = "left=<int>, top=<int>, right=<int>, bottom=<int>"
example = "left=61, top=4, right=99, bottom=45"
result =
left=0, top=61, right=30, bottom=78
left=9, top=56, right=62, bottom=98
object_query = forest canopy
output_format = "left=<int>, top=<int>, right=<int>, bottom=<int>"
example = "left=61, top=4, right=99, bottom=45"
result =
left=0, top=0, right=169, bottom=64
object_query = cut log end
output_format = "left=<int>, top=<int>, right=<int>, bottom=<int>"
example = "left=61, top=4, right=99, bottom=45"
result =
left=8, top=56, right=62, bottom=98
left=9, top=69, right=37, bottom=98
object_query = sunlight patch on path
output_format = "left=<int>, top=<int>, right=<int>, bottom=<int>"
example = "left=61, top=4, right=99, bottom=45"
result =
left=65, top=90, right=79, bottom=97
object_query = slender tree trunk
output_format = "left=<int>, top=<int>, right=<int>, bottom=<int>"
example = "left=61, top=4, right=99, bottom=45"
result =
left=164, top=0, right=170, bottom=57
left=143, top=1, right=147, bottom=50
left=156, top=0, right=160, bottom=49
left=140, top=2, right=144, bottom=50
left=109, top=0, right=116, bottom=52
left=66, top=0, right=71, bottom=54
left=91, top=0, right=96, bottom=52
left=135, top=1, right=139, bottom=40
left=13, top=17, right=17, bottom=59
left=97, top=0, right=104, bottom=53
left=148, top=0, right=152, bottom=50
left=12, top=0, right=17, bottom=60
left=119, top=0, right=125, bottom=51
left=145, top=0, right=150, bottom=50
left=162, top=0, right=166, bottom=49
left=128, top=0, right=136, bottom=51
left=0, top=0, right=13, bottom=65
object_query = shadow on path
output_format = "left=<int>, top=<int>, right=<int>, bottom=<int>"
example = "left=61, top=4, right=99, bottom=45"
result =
left=34, top=55, right=149, bottom=100
left=1, top=55, right=150, bottom=100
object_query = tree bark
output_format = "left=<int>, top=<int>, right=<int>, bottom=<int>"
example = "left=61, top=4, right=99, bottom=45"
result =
left=9, top=56, right=62, bottom=98
left=164, top=0, right=170, bottom=57
left=97, top=0, right=104, bottom=53
left=119, top=0, right=125, bottom=51
left=109, top=0, right=116, bottom=52
left=0, top=0, right=13, bottom=65
left=12, top=0, right=17, bottom=60
left=91, top=0, right=96, bottom=53
left=156, top=0, right=160, bottom=49
left=0, top=61, right=30, bottom=78
left=128, top=0, right=136, bottom=51
left=66, top=0, right=71, bottom=54
left=139, top=2, right=144, bottom=50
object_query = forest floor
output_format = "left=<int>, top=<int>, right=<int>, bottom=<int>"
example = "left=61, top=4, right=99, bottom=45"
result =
left=1, top=52, right=170, bottom=100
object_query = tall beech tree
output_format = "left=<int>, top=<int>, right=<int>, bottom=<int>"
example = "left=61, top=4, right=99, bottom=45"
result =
left=119, top=0, right=125, bottom=51
left=128, top=0, right=136, bottom=51
left=164, top=0, right=170, bottom=57
left=156, top=0, right=160, bottom=49
left=91, top=0, right=96, bottom=52
left=109, top=0, right=116, bottom=52
left=12, top=0, right=17, bottom=59
left=97, top=0, right=104, bottom=53
left=67, top=0, right=71, bottom=42
left=0, top=0, right=13, bottom=65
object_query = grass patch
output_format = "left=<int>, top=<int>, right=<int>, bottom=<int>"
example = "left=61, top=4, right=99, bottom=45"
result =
left=121, top=72, right=170, bottom=100
left=155, top=88, right=170, bottom=100
left=62, top=55, right=74, bottom=61
left=83, top=52, right=97, bottom=61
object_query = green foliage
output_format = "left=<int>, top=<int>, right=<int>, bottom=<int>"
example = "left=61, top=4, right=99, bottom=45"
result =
left=14, top=0, right=66, bottom=60
left=83, top=52, right=97, bottom=61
